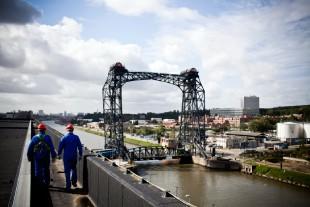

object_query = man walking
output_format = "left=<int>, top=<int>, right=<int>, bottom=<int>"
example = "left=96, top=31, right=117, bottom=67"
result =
left=27, top=123, right=57, bottom=187
left=58, top=123, right=83, bottom=191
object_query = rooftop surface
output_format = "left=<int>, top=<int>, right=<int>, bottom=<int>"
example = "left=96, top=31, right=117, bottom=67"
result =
left=0, top=119, right=29, bottom=207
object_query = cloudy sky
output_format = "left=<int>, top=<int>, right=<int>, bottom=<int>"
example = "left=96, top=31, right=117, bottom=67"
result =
left=0, top=0, right=309, bottom=114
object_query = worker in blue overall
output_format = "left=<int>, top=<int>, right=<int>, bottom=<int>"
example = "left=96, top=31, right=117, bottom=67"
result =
left=58, top=124, right=83, bottom=191
left=27, top=123, right=57, bottom=187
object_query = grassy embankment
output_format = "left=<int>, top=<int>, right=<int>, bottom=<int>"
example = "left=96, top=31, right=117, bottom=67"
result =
left=124, top=137, right=160, bottom=147
left=77, top=127, right=160, bottom=147
left=254, top=164, right=310, bottom=187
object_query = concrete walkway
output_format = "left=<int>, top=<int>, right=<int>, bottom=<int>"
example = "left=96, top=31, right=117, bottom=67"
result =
left=48, top=159, right=94, bottom=207
left=43, top=125, right=94, bottom=207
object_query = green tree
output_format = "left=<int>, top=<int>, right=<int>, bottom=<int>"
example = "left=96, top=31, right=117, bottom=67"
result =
left=249, top=117, right=274, bottom=132
left=136, top=127, right=153, bottom=136
left=170, top=127, right=176, bottom=138
left=240, top=123, right=248, bottom=131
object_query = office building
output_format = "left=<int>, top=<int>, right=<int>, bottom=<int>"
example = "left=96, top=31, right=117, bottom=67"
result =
left=241, top=96, right=259, bottom=116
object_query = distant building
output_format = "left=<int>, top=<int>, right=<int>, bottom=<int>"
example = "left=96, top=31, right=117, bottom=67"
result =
left=138, top=113, right=146, bottom=120
left=160, top=137, right=177, bottom=148
left=78, top=118, right=93, bottom=122
left=76, top=118, right=93, bottom=126
left=210, top=116, right=252, bottom=128
left=5, top=111, right=33, bottom=119
left=137, top=120, right=148, bottom=125
left=210, top=96, right=260, bottom=117
left=162, top=119, right=177, bottom=128
left=87, top=122, right=100, bottom=129
left=151, top=118, right=162, bottom=123
left=210, top=108, right=243, bottom=117
left=129, top=120, right=148, bottom=125
left=241, top=96, right=260, bottom=116
left=213, top=136, right=242, bottom=149
left=264, top=140, right=286, bottom=149
left=38, top=110, right=45, bottom=116
left=226, top=131, right=266, bottom=144
left=6, top=113, right=14, bottom=119
left=208, top=133, right=259, bottom=149
left=129, top=120, right=138, bottom=125
left=15, top=111, right=33, bottom=119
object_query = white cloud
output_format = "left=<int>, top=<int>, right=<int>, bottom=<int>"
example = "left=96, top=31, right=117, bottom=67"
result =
left=148, top=60, right=181, bottom=74
left=91, top=0, right=164, bottom=16
left=0, top=17, right=147, bottom=113
left=1, top=1, right=309, bottom=114
left=0, top=17, right=145, bottom=82
left=89, top=0, right=202, bottom=21
left=145, top=1, right=310, bottom=108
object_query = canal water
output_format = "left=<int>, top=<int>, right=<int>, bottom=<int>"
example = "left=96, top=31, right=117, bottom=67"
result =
left=45, top=121, right=136, bottom=149
left=135, top=163, right=310, bottom=206
left=46, top=121, right=310, bottom=207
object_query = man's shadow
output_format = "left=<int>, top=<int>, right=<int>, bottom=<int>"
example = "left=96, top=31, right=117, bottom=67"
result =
left=49, top=186, right=87, bottom=195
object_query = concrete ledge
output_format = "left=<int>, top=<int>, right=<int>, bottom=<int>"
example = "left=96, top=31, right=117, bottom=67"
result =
left=9, top=121, right=31, bottom=207
left=85, top=156, right=190, bottom=207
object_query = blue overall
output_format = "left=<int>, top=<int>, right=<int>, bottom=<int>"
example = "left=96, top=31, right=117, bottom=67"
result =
left=27, top=132, right=56, bottom=186
left=58, top=132, right=83, bottom=189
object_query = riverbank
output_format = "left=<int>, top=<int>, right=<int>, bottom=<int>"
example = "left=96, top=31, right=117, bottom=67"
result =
left=76, top=126, right=160, bottom=147
left=124, top=137, right=160, bottom=147
left=242, top=160, right=310, bottom=189
left=254, top=164, right=310, bottom=188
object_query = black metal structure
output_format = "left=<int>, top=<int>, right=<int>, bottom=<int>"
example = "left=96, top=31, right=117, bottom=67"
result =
left=102, top=62, right=206, bottom=157
left=127, top=146, right=178, bottom=161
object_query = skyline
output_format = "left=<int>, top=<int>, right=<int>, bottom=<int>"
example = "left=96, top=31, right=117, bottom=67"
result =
left=0, top=0, right=310, bottom=114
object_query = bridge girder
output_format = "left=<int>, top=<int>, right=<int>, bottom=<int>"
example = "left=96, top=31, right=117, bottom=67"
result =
left=102, top=63, right=206, bottom=157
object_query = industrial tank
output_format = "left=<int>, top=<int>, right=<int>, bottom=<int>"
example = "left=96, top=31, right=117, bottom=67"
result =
left=277, top=122, right=303, bottom=141
left=304, top=123, right=310, bottom=138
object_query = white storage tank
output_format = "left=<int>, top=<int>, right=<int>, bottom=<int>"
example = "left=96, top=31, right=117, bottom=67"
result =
left=304, top=123, right=310, bottom=139
left=277, top=122, right=303, bottom=142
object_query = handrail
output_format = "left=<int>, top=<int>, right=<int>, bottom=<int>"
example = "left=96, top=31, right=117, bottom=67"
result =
left=9, top=121, right=32, bottom=207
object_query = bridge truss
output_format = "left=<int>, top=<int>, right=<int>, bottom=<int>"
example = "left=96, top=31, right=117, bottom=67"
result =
left=102, top=62, right=206, bottom=157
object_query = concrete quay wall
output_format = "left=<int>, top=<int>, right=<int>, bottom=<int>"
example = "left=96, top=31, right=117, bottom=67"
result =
left=192, top=155, right=207, bottom=166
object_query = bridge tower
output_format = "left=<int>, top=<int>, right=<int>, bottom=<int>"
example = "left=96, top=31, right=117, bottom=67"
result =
left=102, top=63, right=206, bottom=157
left=179, top=69, right=205, bottom=146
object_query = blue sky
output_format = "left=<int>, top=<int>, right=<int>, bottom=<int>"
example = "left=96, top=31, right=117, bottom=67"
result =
left=29, top=0, right=159, bottom=44
left=0, top=0, right=309, bottom=114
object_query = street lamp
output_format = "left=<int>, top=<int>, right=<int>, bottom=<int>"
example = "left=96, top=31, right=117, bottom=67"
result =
left=175, top=186, right=180, bottom=196
left=185, top=194, right=191, bottom=203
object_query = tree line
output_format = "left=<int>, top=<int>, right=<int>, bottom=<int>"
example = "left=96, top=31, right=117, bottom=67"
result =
left=260, top=105, right=310, bottom=121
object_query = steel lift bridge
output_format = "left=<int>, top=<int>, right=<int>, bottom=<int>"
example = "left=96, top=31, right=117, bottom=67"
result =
left=102, top=62, right=207, bottom=159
